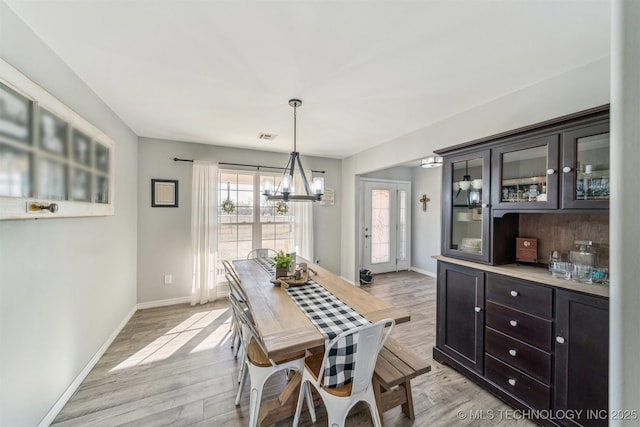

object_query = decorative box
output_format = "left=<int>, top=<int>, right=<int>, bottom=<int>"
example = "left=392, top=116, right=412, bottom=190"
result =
left=516, top=237, right=538, bottom=263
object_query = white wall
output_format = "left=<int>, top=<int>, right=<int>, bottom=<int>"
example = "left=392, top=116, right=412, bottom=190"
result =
left=137, top=137, right=342, bottom=304
left=610, top=0, right=640, bottom=420
left=411, top=166, right=442, bottom=276
left=341, top=57, right=610, bottom=281
left=361, top=166, right=413, bottom=181
left=0, top=3, right=138, bottom=426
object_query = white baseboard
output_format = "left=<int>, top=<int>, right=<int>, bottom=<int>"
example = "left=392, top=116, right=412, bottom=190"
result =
left=137, top=285, right=231, bottom=310
left=409, top=266, right=437, bottom=278
left=38, top=304, right=137, bottom=427
left=136, top=296, right=192, bottom=310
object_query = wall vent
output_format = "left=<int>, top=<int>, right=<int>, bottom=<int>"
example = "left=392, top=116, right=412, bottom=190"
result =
left=258, top=133, right=277, bottom=140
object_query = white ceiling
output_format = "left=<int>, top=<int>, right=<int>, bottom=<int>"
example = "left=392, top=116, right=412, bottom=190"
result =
left=5, top=0, right=610, bottom=159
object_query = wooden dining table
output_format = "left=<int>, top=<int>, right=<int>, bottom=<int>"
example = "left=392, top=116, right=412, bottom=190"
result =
left=232, top=257, right=411, bottom=426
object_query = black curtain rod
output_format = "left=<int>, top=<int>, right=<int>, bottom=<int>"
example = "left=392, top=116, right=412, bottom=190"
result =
left=173, top=157, right=325, bottom=174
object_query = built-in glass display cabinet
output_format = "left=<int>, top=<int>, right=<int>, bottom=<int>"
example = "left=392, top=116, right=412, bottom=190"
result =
left=442, top=150, right=491, bottom=263
left=492, top=134, right=560, bottom=210
left=561, top=121, right=610, bottom=209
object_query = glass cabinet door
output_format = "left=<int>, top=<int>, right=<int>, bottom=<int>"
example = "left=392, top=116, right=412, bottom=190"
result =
left=443, top=150, right=490, bottom=263
left=561, top=122, right=609, bottom=209
left=492, top=134, right=559, bottom=210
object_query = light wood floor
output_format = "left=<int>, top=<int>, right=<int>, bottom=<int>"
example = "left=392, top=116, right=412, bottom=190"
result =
left=52, top=271, right=534, bottom=426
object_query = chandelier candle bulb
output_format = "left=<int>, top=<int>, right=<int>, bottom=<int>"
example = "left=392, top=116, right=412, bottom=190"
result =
left=263, top=179, right=273, bottom=194
left=281, top=175, right=292, bottom=193
left=312, top=177, right=324, bottom=195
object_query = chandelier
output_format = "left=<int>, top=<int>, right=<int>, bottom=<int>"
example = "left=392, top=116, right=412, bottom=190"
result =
left=262, top=99, right=324, bottom=202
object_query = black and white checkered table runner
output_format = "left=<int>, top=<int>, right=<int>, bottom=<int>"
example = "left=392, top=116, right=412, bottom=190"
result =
left=251, top=257, right=369, bottom=388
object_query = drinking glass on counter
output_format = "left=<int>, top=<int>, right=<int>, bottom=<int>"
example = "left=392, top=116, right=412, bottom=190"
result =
left=550, top=261, right=572, bottom=280
left=591, top=267, right=609, bottom=285
left=573, top=264, right=592, bottom=284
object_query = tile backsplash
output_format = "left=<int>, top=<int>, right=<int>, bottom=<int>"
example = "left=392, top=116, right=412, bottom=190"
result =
left=518, top=213, right=609, bottom=267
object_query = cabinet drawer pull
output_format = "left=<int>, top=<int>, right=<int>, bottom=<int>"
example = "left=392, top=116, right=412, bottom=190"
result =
left=562, top=166, right=572, bottom=173
left=546, top=168, right=556, bottom=175
left=556, top=336, right=565, bottom=344
left=508, top=378, right=516, bottom=386
left=509, top=320, right=518, bottom=327
left=508, top=349, right=517, bottom=357
left=474, top=306, right=482, bottom=313
left=510, top=290, right=519, bottom=297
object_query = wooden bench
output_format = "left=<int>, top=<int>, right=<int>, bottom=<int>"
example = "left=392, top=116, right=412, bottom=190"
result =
left=373, top=336, right=431, bottom=423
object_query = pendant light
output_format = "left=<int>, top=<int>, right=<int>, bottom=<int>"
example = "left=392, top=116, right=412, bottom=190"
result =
left=455, top=160, right=481, bottom=208
left=262, top=99, right=324, bottom=202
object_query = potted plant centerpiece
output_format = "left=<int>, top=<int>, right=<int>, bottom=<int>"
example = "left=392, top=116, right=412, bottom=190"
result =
left=273, top=250, right=293, bottom=280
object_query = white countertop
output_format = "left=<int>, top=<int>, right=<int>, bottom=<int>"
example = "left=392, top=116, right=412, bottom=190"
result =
left=433, top=255, right=609, bottom=298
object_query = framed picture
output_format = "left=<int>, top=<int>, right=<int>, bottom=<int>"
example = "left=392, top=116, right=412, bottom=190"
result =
left=0, top=82, right=31, bottom=143
left=39, top=108, right=68, bottom=156
left=152, top=179, right=178, bottom=207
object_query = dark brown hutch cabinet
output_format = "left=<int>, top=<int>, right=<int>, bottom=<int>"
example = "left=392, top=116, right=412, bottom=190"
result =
left=433, top=106, right=610, bottom=427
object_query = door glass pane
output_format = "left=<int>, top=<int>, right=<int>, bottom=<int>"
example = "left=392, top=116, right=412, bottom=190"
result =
left=576, top=133, right=609, bottom=201
left=451, top=158, right=483, bottom=253
left=38, top=158, right=67, bottom=200
left=0, top=144, right=32, bottom=197
left=500, top=145, right=547, bottom=203
left=371, top=189, right=390, bottom=264
left=397, top=190, right=407, bottom=261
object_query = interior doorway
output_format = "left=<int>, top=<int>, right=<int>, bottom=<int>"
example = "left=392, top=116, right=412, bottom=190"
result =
left=360, top=178, right=411, bottom=274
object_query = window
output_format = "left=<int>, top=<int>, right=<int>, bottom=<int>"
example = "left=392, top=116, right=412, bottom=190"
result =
left=217, top=170, right=296, bottom=263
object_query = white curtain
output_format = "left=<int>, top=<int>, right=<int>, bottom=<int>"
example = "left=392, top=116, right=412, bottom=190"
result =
left=191, top=162, right=218, bottom=305
left=293, top=170, right=314, bottom=261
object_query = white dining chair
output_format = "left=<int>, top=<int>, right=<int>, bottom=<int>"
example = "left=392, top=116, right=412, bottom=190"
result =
left=228, top=292, right=314, bottom=427
left=222, top=259, right=246, bottom=358
left=292, top=318, right=395, bottom=427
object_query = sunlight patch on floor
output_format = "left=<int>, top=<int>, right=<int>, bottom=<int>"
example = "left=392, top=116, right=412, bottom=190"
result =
left=111, top=308, right=230, bottom=371
left=167, top=308, right=228, bottom=334
left=190, top=323, right=232, bottom=353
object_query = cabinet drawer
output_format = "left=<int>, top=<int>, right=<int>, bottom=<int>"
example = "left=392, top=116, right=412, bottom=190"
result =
left=486, top=327, right=551, bottom=384
left=486, top=301, right=553, bottom=351
left=487, top=273, right=553, bottom=318
left=486, top=354, right=551, bottom=410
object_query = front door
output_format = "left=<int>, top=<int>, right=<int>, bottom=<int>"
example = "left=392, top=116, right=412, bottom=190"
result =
left=362, top=180, right=410, bottom=274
